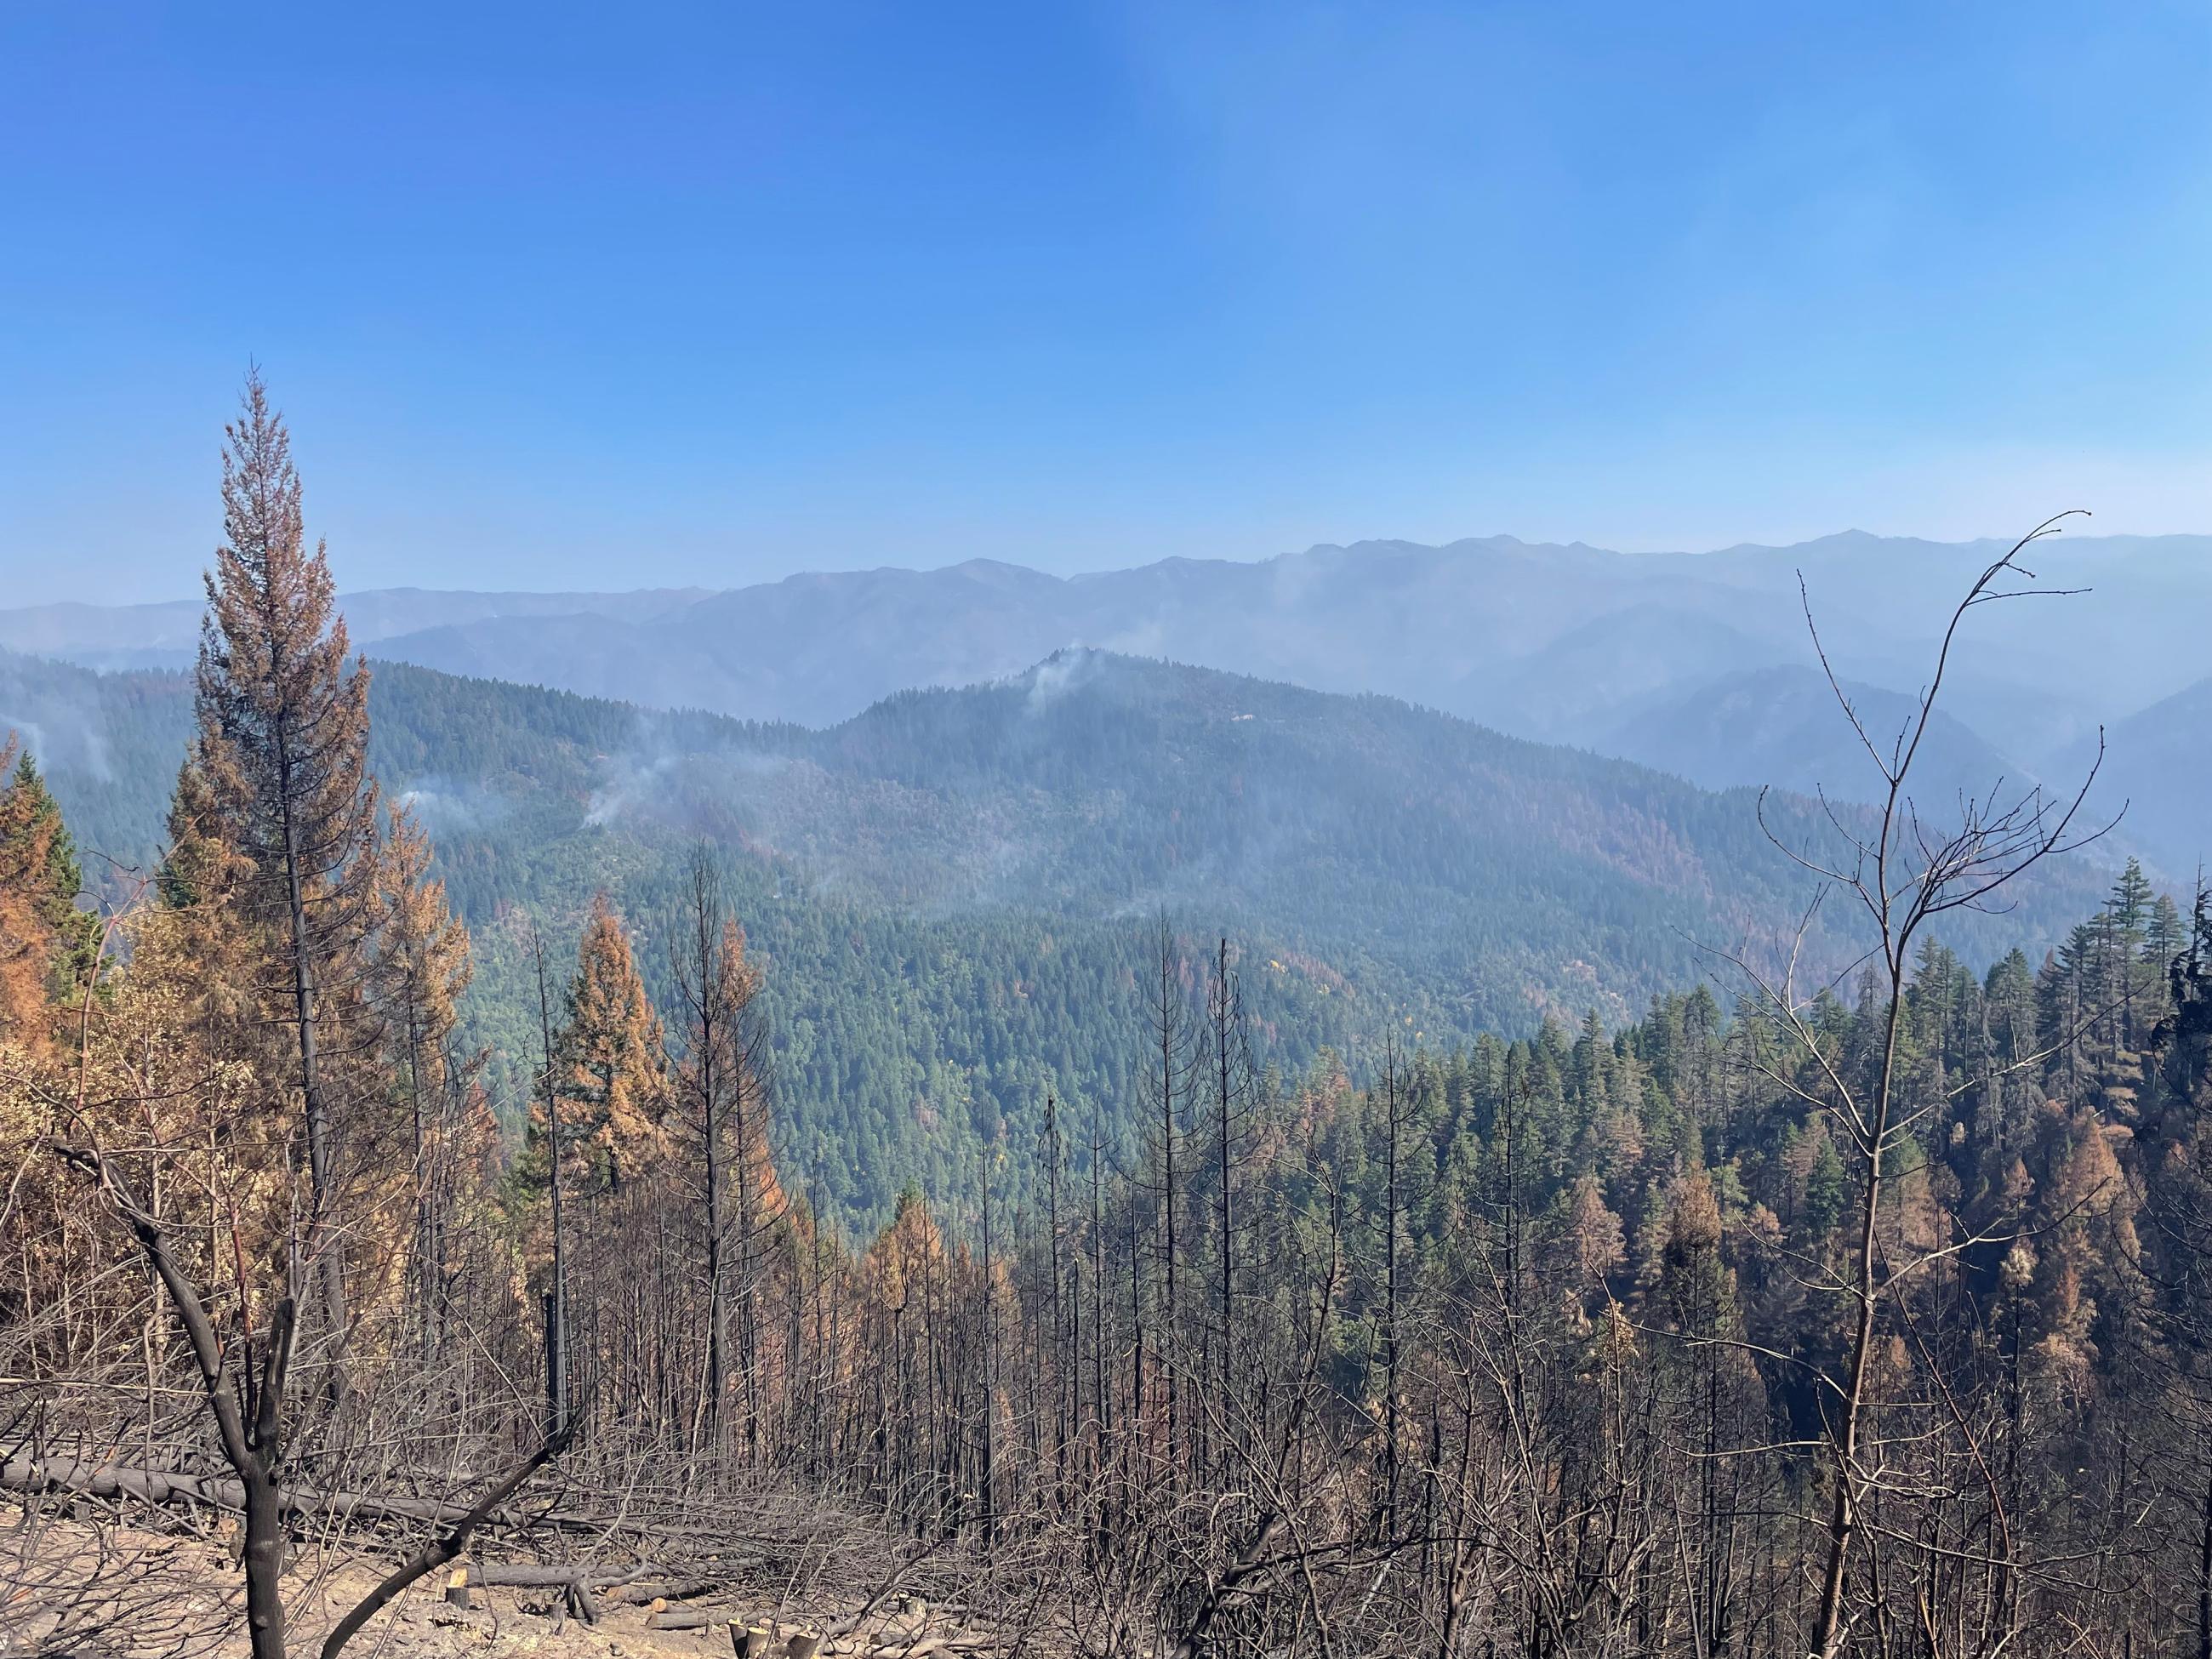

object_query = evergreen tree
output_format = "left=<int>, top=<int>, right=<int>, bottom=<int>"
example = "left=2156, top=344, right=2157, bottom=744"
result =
left=0, top=738, right=98, bottom=1047
left=2141, top=885, right=2212, bottom=1659
left=2149, top=891, right=2190, bottom=972
left=2112, top=857, right=2158, bottom=1050
left=556, top=890, right=672, bottom=1192
left=180, top=369, right=382, bottom=1375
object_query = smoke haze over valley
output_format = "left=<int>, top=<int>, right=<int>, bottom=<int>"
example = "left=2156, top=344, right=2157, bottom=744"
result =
left=11, top=527, right=2206, bottom=876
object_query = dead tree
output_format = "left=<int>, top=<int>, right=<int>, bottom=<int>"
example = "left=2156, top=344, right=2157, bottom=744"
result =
left=1205, top=938, right=1258, bottom=1457
left=1377, top=1029, right=1413, bottom=1530
left=55, top=1143, right=296, bottom=1657
left=671, top=845, right=762, bottom=1462
left=188, top=372, right=384, bottom=1399
left=54, top=1135, right=574, bottom=1659
left=1139, top=918, right=1199, bottom=1474
left=533, top=921, right=571, bottom=1438
left=1738, top=513, right=2111, bottom=1658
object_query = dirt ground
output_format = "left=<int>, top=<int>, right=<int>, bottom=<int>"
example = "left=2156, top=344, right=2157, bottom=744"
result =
left=5, top=1505, right=984, bottom=1658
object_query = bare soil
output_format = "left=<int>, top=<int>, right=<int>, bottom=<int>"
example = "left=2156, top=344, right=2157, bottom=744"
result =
left=6, top=1505, right=989, bottom=1658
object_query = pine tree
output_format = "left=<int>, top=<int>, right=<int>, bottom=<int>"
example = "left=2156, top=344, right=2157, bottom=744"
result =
left=556, top=891, right=671, bottom=1194
left=0, top=738, right=98, bottom=1048
left=2159, top=886, right=2212, bottom=1116
left=179, top=370, right=382, bottom=1379
left=2112, top=858, right=2158, bottom=1050
left=2141, top=885, right=2212, bottom=1659
left=2149, top=892, right=2190, bottom=973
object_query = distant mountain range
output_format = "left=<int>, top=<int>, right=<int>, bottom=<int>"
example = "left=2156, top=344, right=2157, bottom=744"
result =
left=6, top=530, right=2206, bottom=875
left=0, top=586, right=711, bottom=672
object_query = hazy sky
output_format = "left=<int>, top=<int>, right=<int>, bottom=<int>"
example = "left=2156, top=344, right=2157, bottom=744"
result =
left=3, top=1, right=2209, bottom=604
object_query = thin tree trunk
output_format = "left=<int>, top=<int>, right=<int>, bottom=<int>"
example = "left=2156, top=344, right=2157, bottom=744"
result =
left=277, top=726, right=349, bottom=1405
left=536, top=934, right=568, bottom=1438
left=1811, top=990, right=1901, bottom=1658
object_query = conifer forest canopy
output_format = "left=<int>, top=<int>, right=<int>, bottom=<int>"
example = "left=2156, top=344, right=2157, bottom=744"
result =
left=6, top=382, right=2212, bottom=1658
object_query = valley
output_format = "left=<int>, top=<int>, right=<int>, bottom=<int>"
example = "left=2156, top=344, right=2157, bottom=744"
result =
left=3, top=636, right=2112, bottom=1223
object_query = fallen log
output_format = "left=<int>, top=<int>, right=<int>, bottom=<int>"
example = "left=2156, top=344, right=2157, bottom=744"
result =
left=462, top=1562, right=650, bottom=1591
left=646, top=1605, right=735, bottom=1632
left=620, top=1578, right=724, bottom=1603
left=448, top=1561, right=739, bottom=1599
left=9, top=1457, right=790, bottom=1616
left=3, top=1455, right=516, bottom=1529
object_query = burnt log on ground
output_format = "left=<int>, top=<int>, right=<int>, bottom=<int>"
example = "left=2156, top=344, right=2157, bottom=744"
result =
left=644, top=1606, right=731, bottom=1631
left=2, top=1456, right=513, bottom=1528
left=620, top=1578, right=726, bottom=1601
left=448, top=1563, right=740, bottom=1601
left=6, top=1460, right=776, bottom=1610
left=459, top=1562, right=654, bottom=1590
left=2, top=1456, right=765, bottom=1559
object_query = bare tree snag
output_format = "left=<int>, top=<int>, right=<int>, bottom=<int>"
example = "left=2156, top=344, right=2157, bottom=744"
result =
left=1742, top=513, right=2111, bottom=1659
left=55, top=1143, right=296, bottom=1659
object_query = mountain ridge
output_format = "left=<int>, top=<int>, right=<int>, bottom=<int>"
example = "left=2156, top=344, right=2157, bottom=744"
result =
left=9, top=529, right=2202, bottom=871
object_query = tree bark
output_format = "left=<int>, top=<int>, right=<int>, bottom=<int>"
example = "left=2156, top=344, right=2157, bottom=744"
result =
left=276, top=722, right=350, bottom=1408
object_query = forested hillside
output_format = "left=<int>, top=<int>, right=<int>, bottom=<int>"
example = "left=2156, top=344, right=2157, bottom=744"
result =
left=9, top=0, right=2210, bottom=1637
left=13, top=380, right=2212, bottom=1659
left=0, top=638, right=2107, bottom=1224
left=7, top=383, right=2210, bottom=1657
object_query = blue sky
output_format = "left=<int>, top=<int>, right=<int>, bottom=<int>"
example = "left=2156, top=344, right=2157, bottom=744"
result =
left=2, top=1, right=2208, bottom=602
